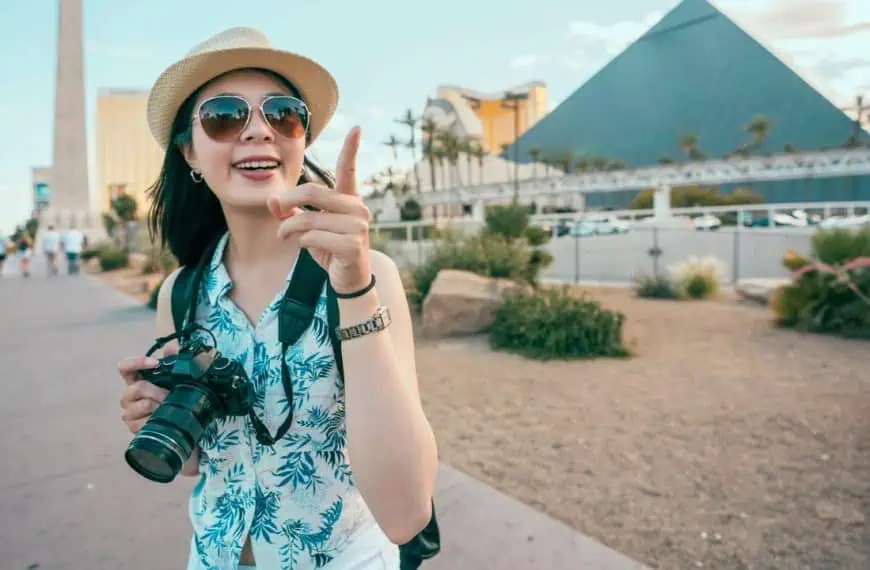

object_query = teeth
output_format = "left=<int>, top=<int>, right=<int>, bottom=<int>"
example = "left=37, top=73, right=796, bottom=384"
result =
left=235, top=160, right=279, bottom=170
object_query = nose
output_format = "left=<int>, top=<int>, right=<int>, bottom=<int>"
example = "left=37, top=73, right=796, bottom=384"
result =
left=240, top=104, right=274, bottom=143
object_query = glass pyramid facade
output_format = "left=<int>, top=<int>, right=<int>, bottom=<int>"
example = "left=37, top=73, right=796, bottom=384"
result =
left=503, top=0, right=869, bottom=207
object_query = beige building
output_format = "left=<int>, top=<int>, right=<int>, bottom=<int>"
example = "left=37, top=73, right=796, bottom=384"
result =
left=96, top=88, right=164, bottom=215
left=425, top=82, right=549, bottom=153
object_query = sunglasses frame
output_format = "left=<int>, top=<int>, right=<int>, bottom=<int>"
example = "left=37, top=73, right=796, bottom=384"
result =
left=192, top=94, right=311, bottom=142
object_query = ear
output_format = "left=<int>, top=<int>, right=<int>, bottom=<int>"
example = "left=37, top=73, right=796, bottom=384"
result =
left=178, top=140, right=200, bottom=173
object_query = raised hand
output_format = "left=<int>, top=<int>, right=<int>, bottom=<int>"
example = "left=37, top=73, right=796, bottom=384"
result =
left=267, top=126, right=373, bottom=295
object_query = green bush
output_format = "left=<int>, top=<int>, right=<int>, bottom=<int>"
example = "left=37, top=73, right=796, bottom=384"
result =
left=490, top=286, right=630, bottom=360
left=141, top=243, right=177, bottom=275
left=484, top=203, right=531, bottom=242
left=81, top=241, right=111, bottom=261
left=410, top=233, right=531, bottom=309
left=400, top=198, right=422, bottom=221
left=810, top=227, right=870, bottom=265
left=773, top=265, right=870, bottom=338
left=524, top=225, right=551, bottom=247
left=772, top=230, right=870, bottom=338
left=99, top=246, right=129, bottom=271
left=635, top=274, right=680, bottom=299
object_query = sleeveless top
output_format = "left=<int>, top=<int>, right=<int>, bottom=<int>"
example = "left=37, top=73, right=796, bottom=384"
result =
left=183, top=232, right=383, bottom=570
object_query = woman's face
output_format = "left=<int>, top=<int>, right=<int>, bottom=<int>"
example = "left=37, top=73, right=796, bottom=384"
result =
left=182, top=69, right=306, bottom=211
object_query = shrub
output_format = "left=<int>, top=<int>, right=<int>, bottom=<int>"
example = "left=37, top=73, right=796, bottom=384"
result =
left=484, top=203, right=531, bottom=242
left=773, top=255, right=870, bottom=338
left=409, top=232, right=531, bottom=309
left=490, top=286, right=630, bottom=360
left=810, top=227, right=870, bottom=266
left=668, top=256, right=724, bottom=300
left=523, top=225, right=551, bottom=247
left=635, top=274, right=680, bottom=299
left=400, top=198, right=422, bottom=221
left=81, top=241, right=111, bottom=261
left=781, top=248, right=810, bottom=272
left=99, top=245, right=129, bottom=271
left=141, top=243, right=178, bottom=275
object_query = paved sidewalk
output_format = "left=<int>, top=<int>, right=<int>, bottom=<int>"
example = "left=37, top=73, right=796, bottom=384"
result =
left=0, top=263, right=649, bottom=570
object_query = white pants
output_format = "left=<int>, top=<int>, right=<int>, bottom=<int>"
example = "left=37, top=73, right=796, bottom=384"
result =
left=237, top=522, right=399, bottom=569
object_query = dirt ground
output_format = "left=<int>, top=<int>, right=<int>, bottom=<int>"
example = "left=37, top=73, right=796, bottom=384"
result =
left=416, top=289, right=870, bottom=570
left=97, top=268, right=870, bottom=569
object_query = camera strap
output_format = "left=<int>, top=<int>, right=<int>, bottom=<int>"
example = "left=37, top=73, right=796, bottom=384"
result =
left=253, top=248, right=328, bottom=446
left=169, top=235, right=328, bottom=446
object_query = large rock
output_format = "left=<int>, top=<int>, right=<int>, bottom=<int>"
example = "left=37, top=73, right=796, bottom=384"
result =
left=421, top=269, right=526, bottom=340
left=735, top=278, right=790, bottom=306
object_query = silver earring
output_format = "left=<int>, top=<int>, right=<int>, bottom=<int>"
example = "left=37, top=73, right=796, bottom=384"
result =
left=190, top=170, right=204, bottom=183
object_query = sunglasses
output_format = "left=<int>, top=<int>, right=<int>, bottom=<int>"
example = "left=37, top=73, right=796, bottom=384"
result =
left=190, top=94, right=310, bottom=142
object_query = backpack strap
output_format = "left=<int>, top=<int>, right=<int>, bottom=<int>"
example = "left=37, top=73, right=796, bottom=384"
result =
left=325, top=283, right=344, bottom=380
left=169, top=266, right=196, bottom=333
left=278, top=248, right=327, bottom=346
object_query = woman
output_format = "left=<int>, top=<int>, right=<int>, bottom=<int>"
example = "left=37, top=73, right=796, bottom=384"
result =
left=16, top=233, right=32, bottom=278
left=117, top=27, right=438, bottom=570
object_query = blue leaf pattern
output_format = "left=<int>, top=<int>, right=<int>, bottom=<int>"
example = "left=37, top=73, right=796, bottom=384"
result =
left=183, top=232, right=381, bottom=570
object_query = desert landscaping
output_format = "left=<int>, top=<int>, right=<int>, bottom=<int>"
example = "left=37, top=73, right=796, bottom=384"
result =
left=90, top=255, right=870, bottom=570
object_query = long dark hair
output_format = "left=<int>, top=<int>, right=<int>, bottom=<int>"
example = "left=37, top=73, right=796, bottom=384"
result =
left=147, top=68, right=336, bottom=267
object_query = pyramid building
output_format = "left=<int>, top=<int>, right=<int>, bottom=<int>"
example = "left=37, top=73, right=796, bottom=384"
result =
left=503, top=0, right=869, bottom=207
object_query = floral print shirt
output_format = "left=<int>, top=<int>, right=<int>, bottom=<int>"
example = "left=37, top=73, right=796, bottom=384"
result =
left=183, top=232, right=379, bottom=569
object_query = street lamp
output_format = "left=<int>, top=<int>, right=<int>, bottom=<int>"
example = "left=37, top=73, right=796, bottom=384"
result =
left=501, top=90, right=529, bottom=202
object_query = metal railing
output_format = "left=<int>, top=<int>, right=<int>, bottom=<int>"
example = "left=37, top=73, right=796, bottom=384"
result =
left=369, top=202, right=870, bottom=286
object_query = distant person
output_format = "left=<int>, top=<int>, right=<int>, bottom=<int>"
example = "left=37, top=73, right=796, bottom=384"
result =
left=62, top=225, right=84, bottom=275
left=0, top=230, right=7, bottom=278
left=16, top=234, right=32, bottom=278
left=42, top=225, right=61, bottom=275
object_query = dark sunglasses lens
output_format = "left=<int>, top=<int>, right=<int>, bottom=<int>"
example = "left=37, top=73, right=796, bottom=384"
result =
left=198, top=97, right=249, bottom=141
left=262, top=97, right=309, bottom=139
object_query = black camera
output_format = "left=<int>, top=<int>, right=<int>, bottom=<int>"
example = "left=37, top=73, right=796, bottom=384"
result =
left=124, top=327, right=254, bottom=483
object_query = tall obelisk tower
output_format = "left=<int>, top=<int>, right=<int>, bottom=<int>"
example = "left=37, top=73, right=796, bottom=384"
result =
left=43, top=0, right=98, bottom=237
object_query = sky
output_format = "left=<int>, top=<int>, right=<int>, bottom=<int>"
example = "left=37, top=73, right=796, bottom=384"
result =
left=0, top=0, right=868, bottom=233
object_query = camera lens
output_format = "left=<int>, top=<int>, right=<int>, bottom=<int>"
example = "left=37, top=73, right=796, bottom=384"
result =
left=124, top=383, right=222, bottom=483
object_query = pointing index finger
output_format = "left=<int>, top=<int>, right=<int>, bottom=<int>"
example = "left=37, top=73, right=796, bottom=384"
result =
left=335, top=126, right=361, bottom=196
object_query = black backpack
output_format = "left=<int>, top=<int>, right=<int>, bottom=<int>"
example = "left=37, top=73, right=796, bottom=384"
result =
left=167, top=237, right=440, bottom=569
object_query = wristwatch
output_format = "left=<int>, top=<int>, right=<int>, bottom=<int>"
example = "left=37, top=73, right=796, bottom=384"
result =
left=336, top=306, right=392, bottom=341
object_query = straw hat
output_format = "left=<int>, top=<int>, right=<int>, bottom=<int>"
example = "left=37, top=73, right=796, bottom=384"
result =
left=147, top=27, right=339, bottom=149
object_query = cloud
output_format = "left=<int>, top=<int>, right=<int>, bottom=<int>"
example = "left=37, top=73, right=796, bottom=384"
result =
left=725, top=0, right=870, bottom=39
left=510, top=54, right=550, bottom=68
left=566, top=11, right=663, bottom=55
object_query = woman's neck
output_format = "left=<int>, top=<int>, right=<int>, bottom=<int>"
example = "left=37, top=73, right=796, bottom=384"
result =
left=221, top=206, right=300, bottom=272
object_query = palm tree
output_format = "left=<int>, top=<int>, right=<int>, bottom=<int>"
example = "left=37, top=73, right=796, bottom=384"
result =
left=437, top=130, right=462, bottom=187
left=395, top=109, right=422, bottom=194
left=459, top=139, right=475, bottom=185
left=420, top=118, right=439, bottom=192
left=382, top=135, right=402, bottom=160
left=680, top=133, right=705, bottom=160
left=744, top=115, right=772, bottom=154
left=470, top=143, right=486, bottom=185
left=528, top=147, right=541, bottom=181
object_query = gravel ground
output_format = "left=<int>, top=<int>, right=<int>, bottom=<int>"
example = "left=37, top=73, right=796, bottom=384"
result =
left=98, top=266, right=870, bottom=570
left=414, top=289, right=870, bottom=570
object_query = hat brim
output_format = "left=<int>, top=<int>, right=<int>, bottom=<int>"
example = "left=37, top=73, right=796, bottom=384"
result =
left=147, top=46, right=339, bottom=149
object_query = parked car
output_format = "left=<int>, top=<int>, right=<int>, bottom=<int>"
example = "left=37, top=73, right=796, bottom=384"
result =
left=693, top=214, right=722, bottom=231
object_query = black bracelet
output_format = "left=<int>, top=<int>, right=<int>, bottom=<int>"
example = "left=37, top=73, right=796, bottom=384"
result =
left=334, top=274, right=376, bottom=299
